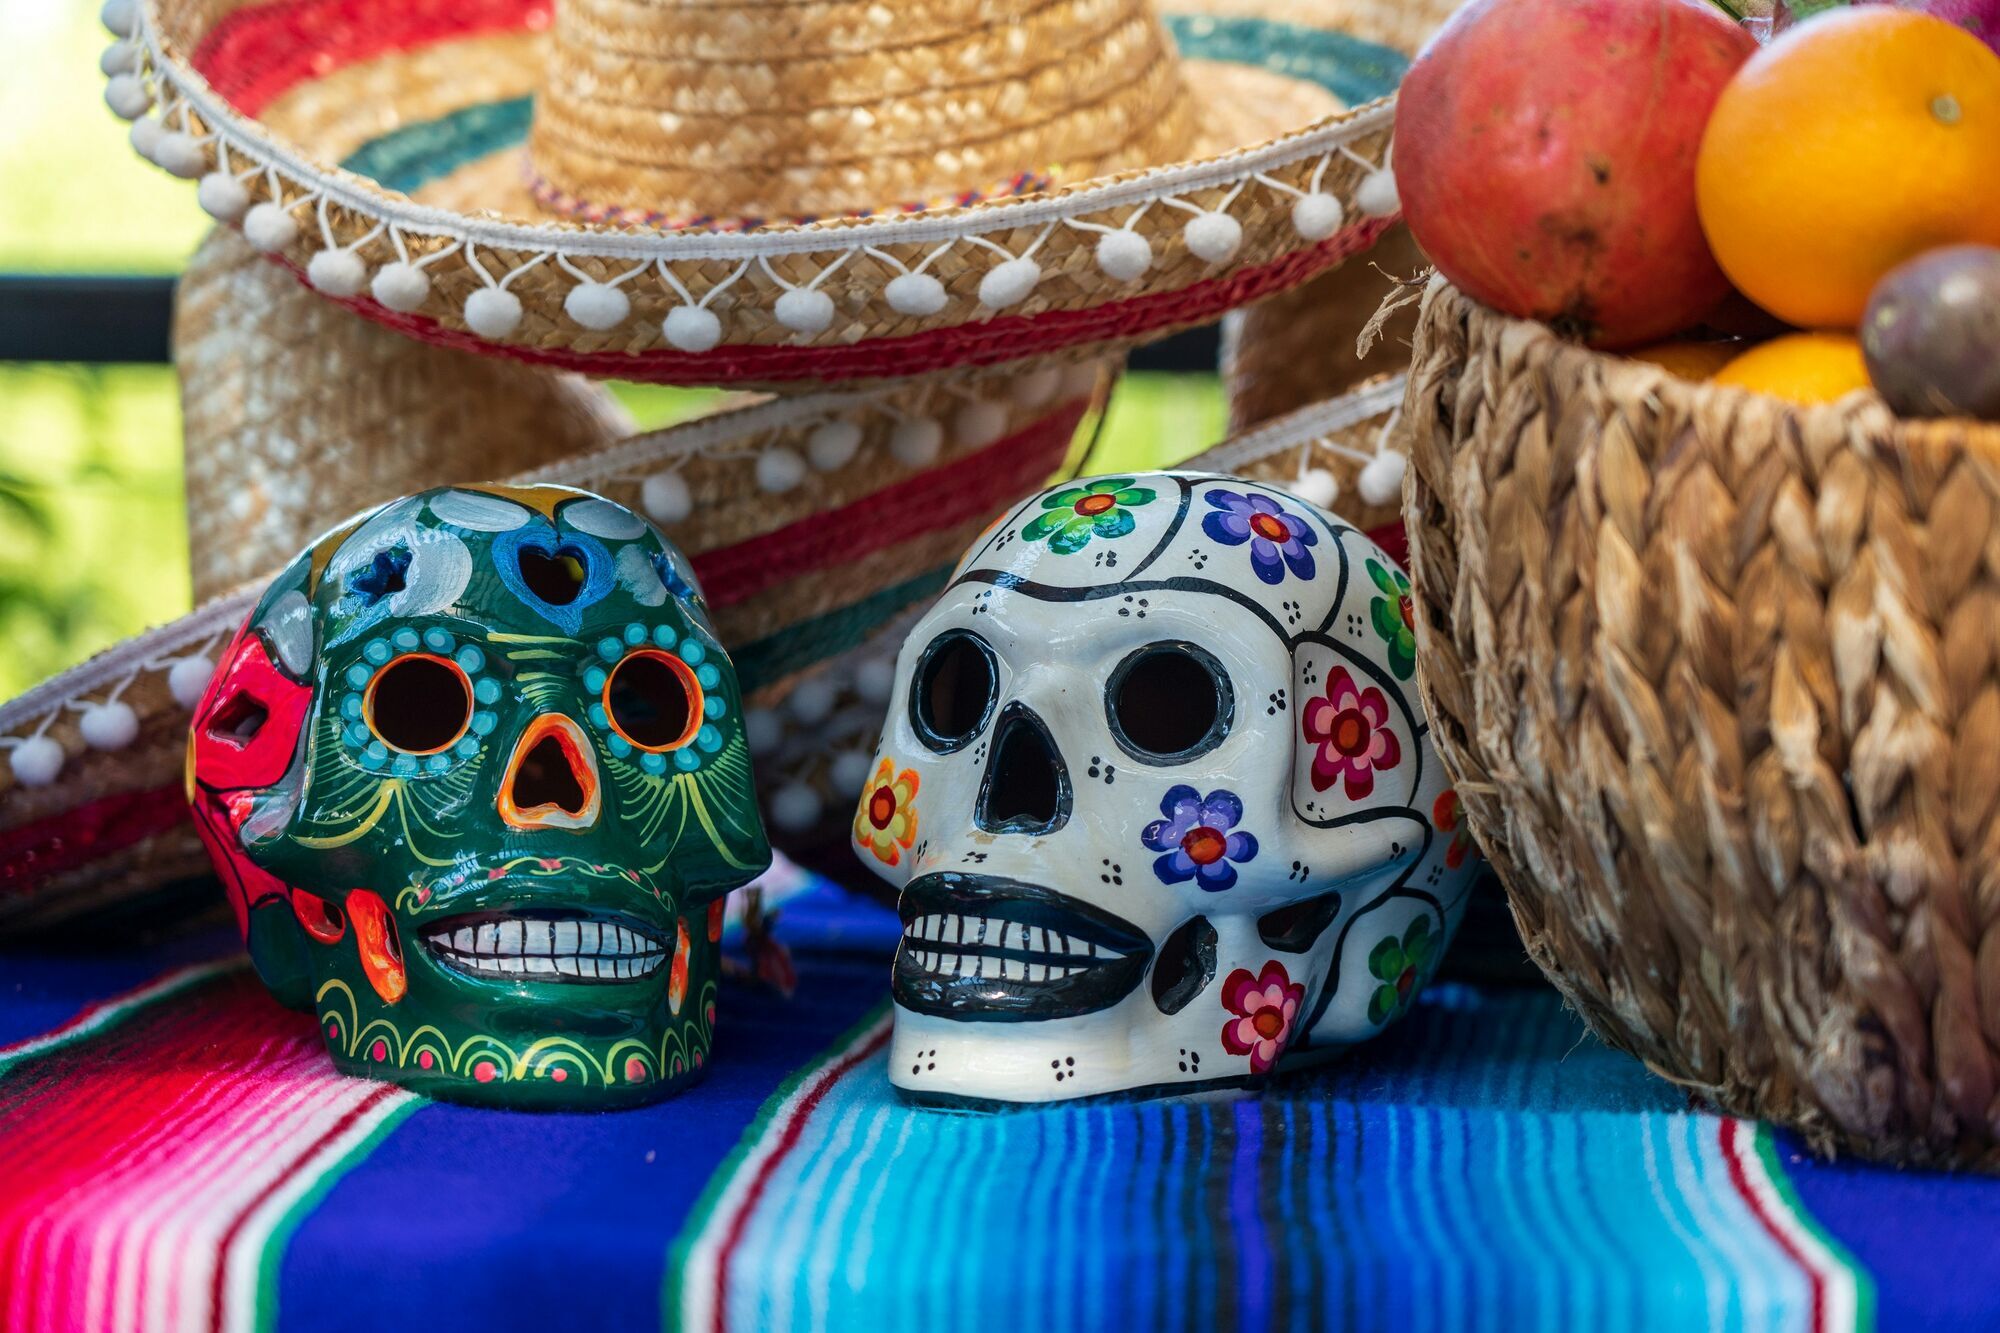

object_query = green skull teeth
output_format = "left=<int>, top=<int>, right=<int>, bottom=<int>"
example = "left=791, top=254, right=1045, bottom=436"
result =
left=423, top=915, right=670, bottom=982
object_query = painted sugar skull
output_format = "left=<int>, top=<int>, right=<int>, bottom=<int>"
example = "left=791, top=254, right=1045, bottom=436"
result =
left=855, top=472, right=1480, bottom=1105
left=187, top=485, right=770, bottom=1108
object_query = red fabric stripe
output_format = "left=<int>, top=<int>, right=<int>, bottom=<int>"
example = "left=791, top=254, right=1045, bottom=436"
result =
left=302, top=220, right=1392, bottom=387
left=191, top=0, right=547, bottom=117
left=204, top=1083, right=399, bottom=1333
left=710, top=1022, right=891, bottom=1333
left=692, top=400, right=1085, bottom=610
left=1718, top=1118, right=1830, bottom=1333
left=0, top=784, right=190, bottom=901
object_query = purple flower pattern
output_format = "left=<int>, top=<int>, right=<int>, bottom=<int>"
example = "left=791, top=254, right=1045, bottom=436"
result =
left=1201, top=489, right=1318, bottom=585
left=1142, top=785, right=1259, bottom=891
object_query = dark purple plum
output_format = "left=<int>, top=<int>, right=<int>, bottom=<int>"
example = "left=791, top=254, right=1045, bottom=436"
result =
left=1861, top=245, right=2000, bottom=421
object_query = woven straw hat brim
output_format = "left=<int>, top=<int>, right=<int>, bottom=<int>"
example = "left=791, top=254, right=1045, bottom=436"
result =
left=104, top=0, right=1453, bottom=387
left=0, top=357, right=1112, bottom=935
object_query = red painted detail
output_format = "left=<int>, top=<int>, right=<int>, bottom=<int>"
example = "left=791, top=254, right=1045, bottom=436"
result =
left=187, top=617, right=315, bottom=936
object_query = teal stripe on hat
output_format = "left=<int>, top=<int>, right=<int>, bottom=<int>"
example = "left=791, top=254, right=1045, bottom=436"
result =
left=337, top=18, right=1409, bottom=196
left=1164, top=14, right=1409, bottom=103
left=730, top=565, right=950, bottom=694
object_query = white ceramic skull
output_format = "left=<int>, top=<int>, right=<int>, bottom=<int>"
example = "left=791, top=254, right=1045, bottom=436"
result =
left=853, top=471, right=1481, bottom=1105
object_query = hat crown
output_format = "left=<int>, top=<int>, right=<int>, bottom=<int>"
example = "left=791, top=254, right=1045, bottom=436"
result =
left=526, top=0, right=1196, bottom=225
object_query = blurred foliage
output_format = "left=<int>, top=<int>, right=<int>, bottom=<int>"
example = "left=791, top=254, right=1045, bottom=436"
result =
left=0, top=3, right=1223, bottom=697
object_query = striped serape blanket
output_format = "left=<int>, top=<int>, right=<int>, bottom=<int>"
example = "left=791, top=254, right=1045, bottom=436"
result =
left=3, top=871, right=1997, bottom=1333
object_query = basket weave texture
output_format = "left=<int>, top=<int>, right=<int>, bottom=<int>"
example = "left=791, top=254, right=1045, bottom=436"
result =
left=1402, top=279, right=2000, bottom=1170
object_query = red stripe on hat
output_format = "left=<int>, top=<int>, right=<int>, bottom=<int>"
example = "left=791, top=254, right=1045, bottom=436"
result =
left=306, top=219, right=1394, bottom=386
left=692, top=398, right=1086, bottom=610
left=0, top=784, right=189, bottom=901
left=192, top=0, right=548, bottom=117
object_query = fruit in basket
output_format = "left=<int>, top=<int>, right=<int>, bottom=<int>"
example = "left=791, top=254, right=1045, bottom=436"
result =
left=1626, top=339, right=1742, bottom=380
left=1697, top=8, right=2000, bottom=328
left=1394, top=0, right=1755, bottom=348
left=1861, top=245, right=2000, bottom=419
left=1712, top=332, right=1872, bottom=403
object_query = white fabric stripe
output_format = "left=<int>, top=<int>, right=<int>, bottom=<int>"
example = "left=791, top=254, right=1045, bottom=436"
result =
left=676, top=1011, right=892, bottom=1333
left=1643, top=1114, right=1730, bottom=1332
left=0, top=960, right=239, bottom=1072
left=1725, top=1120, right=1861, bottom=1333
left=216, top=1086, right=417, bottom=1333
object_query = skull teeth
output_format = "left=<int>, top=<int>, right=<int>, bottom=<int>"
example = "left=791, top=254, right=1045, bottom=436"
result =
left=898, top=909, right=1125, bottom=985
left=423, top=916, right=667, bottom=982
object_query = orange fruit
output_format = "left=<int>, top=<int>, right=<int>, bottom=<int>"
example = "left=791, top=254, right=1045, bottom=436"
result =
left=1712, top=333, right=1871, bottom=405
left=1696, top=9, right=2000, bottom=329
left=1626, top=339, right=1742, bottom=380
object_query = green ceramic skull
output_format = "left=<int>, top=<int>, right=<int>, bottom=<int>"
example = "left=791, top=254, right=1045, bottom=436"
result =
left=187, top=484, right=770, bottom=1108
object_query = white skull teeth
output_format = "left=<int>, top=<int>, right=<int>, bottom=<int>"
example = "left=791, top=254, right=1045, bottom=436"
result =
left=422, top=916, right=669, bottom=983
left=898, top=913, right=1122, bottom=982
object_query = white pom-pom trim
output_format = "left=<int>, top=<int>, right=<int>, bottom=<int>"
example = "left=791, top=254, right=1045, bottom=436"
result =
left=242, top=202, right=298, bottom=252
left=744, top=707, right=784, bottom=757
left=830, top=750, right=874, bottom=795
left=128, top=118, right=163, bottom=160
left=642, top=472, right=693, bottom=524
left=153, top=132, right=205, bottom=180
left=770, top=782, right=824, bottom=832
left=9, top=736, right=63, bottom=789
left=787, top=676, right=838, bottom=725
left=954, top=400, right=1008, bottom=449
left=168, top=655, right=216, bottom=709
left=885, top=272, right=947, bottom=317
left=563, top=281, right=630, bottom=331
left=978, top=257, right=1041, bottom=309
left=371, top=261, right=431, bottom=313
left=774, top=288, right=835, bottom=334
left=80, top=702, right=140, bottom=751
left=1292, top=192, right=1345, bottom=241
left=465, top=286, right=524, bottom=339
left=1095, top=230, right=1152, bottom=282
left=1356, top=168, right=1400, bottom=218
left=1357, top=451, right=1407, bottom=506
left=854, top=656, right=897, bottom=704
left=104, top=74, right=152, bottom=121
left=1287, top=468, right=1340, bottom=509
left=662, top=305, right=721, bottom=352
left=1183, top=213, right=1243, bottom=264
left=196, top=171, right=249, bottom=222
left=806, top=419, right=862, bottom=472
left=307, top=248, right=368, bottom=298
left=1010, top=366, right=1062, bottom=409
left=889, top=417, right=943, bottom=468
left=100, top=41, right=139, bottom=76
left=100, top=0, right=137, bottom=36
left=756, top=447, right=808, bottom=493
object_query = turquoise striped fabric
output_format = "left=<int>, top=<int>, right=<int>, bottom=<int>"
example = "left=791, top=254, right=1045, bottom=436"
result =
left=696, top=984, right=1821, bottom=1333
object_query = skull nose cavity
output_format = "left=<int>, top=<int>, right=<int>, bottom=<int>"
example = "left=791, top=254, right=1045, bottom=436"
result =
left=1151, top=915, right=1218, bottom=1015
left=976, top=704, right=1070, bottom=835
left=517, top=546, right=589, bottom=606
left=501, top=714, right=602, bottom=831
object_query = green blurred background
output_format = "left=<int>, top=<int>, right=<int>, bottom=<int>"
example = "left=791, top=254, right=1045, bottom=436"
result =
left=0, top=1, right=1224, bottom=699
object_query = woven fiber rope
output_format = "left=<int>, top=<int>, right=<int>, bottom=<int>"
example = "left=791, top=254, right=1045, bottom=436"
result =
left=1401, top=279, right=2000, bottom=1170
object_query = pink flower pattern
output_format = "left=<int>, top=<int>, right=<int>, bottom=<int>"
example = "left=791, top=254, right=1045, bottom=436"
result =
left=1219, top=960, right=1305, bottom=1074
left=1301, top=665, right=1401, bottom=798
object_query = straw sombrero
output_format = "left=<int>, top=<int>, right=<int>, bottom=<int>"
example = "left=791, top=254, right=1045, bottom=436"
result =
left=97, top=0, right=1436, bottom=386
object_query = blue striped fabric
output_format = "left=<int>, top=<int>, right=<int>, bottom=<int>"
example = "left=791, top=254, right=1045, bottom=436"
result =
left=701, top=982, right=1819, bottom=1333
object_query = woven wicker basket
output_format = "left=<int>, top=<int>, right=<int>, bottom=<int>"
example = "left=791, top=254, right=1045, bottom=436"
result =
left=1402, top=279, right=2000, bottom=1170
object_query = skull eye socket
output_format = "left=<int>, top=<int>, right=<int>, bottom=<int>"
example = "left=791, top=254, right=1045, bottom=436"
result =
left=1105, top=642, right=1233, bottom=765
left=604, top=650, right=703, bottom=751
left=911, top=630, right=998, bottom=753
left=365, top=654, right=473, bottom=755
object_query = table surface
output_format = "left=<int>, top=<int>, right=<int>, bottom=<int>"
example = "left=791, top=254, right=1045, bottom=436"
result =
left=4, top=870, right=1998, bottom=1333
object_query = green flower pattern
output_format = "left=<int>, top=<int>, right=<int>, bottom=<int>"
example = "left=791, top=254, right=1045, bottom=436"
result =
left=1366, top=915, right=1440, bottom=1027
left=1019, top=478, right=1157, bottom=555
left=1367, top=558, right=1416, bottom=680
